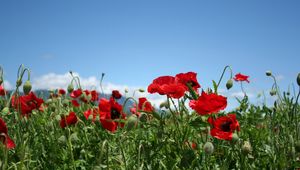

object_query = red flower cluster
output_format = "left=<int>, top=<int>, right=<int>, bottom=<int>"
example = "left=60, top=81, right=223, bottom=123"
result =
left=99, top=97, right=126, bottom=132
left=189, top=91, right=227, bottom=115
left=83, top=108, right=99, bottom=122
left=70, top=89, right=99, bottom=107
left=11, top=92, right=44, bottom=116
left=148, top=72, right=200, bottom=99
left=234, top=73, right=250, bottom=83
left=0, top=118, right=15, bottom=149
left=60, top=112, right=78, bottom=128
left=208, top=114, right=240, bottom=140
left=130, top=97, right=154, bottom=116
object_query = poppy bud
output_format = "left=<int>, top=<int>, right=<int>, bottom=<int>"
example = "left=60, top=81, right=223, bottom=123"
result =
left=242, top=141, right=252, bottom=154
left=16, top=78, right=22, bottom=87
left=126, top=115, right=138, bottom=130
left=23, top=80, right=32, bottom=95
left=297, top=73, right=300, bottom=86
left=138, top=88, right=145, bottom=93
left=203, top=142, right=214, bottom=154
left=2, top=107, right=9, bottom=115
left=231, top=133, right=239, bottom=143
left=270, top=90, right=276, bottom=96
left=266, top=71, right=272, bottom=76
left=0, top=77, right=3, bottom=85
left=226, top=79, right=233, bottom=90
left=159, top=101, right=169, bottom=109
left=125, top=89, right=129, bottom=93
left=67, top=84, right=74, bottom=93
left=139, top=112, right=148, bottom=122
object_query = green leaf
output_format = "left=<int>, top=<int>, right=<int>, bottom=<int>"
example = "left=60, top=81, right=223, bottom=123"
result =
left=212, top=80, right=218, bottom=93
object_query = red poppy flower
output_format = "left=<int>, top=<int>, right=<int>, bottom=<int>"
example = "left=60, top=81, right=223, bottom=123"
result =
left=90, top=90, right=99, bottom=102
left=70, top=89, right=82, bottom=98
left=189, top=91, right=227, bottom=115
left=175, top=72, right=201, bottom=91
left=131, top=97, right=154, bottom=116
left=138, top=97, right=154, bottom=112
left=0, top=118, right=15, bottom=149
left=83, top=108, right=99, bottom=122
left=11, top=92, right=44, bottom=116
left=112, top=90, right=122, bottom=99
left=0, top=85, right=6, bottom=96
left=60, top=112, right=78, bottom=128
left=58, top=89, right=66, bottom=95
left=148, top=76, right=186, bottom=99
left=98, top=97, right=126, bottom=132
left=71, top=100, right=80, bottom=107
left=233, top=73, right=250, bottom=83
left=208, top=114, right=240, bottom=140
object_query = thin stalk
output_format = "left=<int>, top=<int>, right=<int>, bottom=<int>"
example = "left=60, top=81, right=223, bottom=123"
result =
left=216, top=65, right=233, bottom=88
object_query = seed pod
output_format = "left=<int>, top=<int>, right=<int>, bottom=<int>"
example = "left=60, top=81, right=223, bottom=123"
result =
left=226, top=79, right=233, bottom=90
left=23, top=80, right=32, bottom=95
left=203, top=142, right=214, bottom=155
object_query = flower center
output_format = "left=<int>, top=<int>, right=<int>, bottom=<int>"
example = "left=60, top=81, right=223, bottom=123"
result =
left=220, top=121, right=232, bottom=132
left=111, top=108, right=120, bottom=119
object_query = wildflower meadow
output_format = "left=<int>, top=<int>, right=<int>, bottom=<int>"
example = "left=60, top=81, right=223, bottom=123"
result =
left=0, top=65, right=300, bottom=169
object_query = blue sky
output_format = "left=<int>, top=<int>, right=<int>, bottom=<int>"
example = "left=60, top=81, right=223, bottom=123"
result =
left=0, top=0, right=300, bottom=108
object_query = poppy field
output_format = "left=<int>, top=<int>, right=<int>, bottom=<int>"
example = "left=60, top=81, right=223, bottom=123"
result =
left=0, top=65, right=300, bottom=169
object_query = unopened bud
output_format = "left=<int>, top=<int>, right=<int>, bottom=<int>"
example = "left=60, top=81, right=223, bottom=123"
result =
left=139, top=112, right=148, bottom=122
left=159, top=101, right=169, bottom=109
left=226, top=79, right=233, bottom=90
left=231, top=133, right=239, bottom=143
left=16, top=78, right=22, bottom=87
left=242, top=141, right=252, bottom=154
left=138, top=88, right=145, bottom=93
left=270, top=90, right=276, bottom=96
left=67, top=84, right=74, bottom=93
left=23, top=80, right=32, bottom=95
left=126, top=115, right=138, bottom=130
left=203, top=142, right=214, bottom=155
left=0, top=77, right=3, bottom=85
left=266, top=71, right=272, bottom=76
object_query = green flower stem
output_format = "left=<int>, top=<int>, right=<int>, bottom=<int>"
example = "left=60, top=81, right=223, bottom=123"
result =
left=271, top=75, right=283, bottom=103
left=216, top=65, right=233, bottom=89
left=67, top=128, right=76, bottom=170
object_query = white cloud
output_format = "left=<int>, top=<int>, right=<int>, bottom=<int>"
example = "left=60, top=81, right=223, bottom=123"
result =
left=230, top=91, right=255, bottom=98
left=3, top=81, right=13, bottom=90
